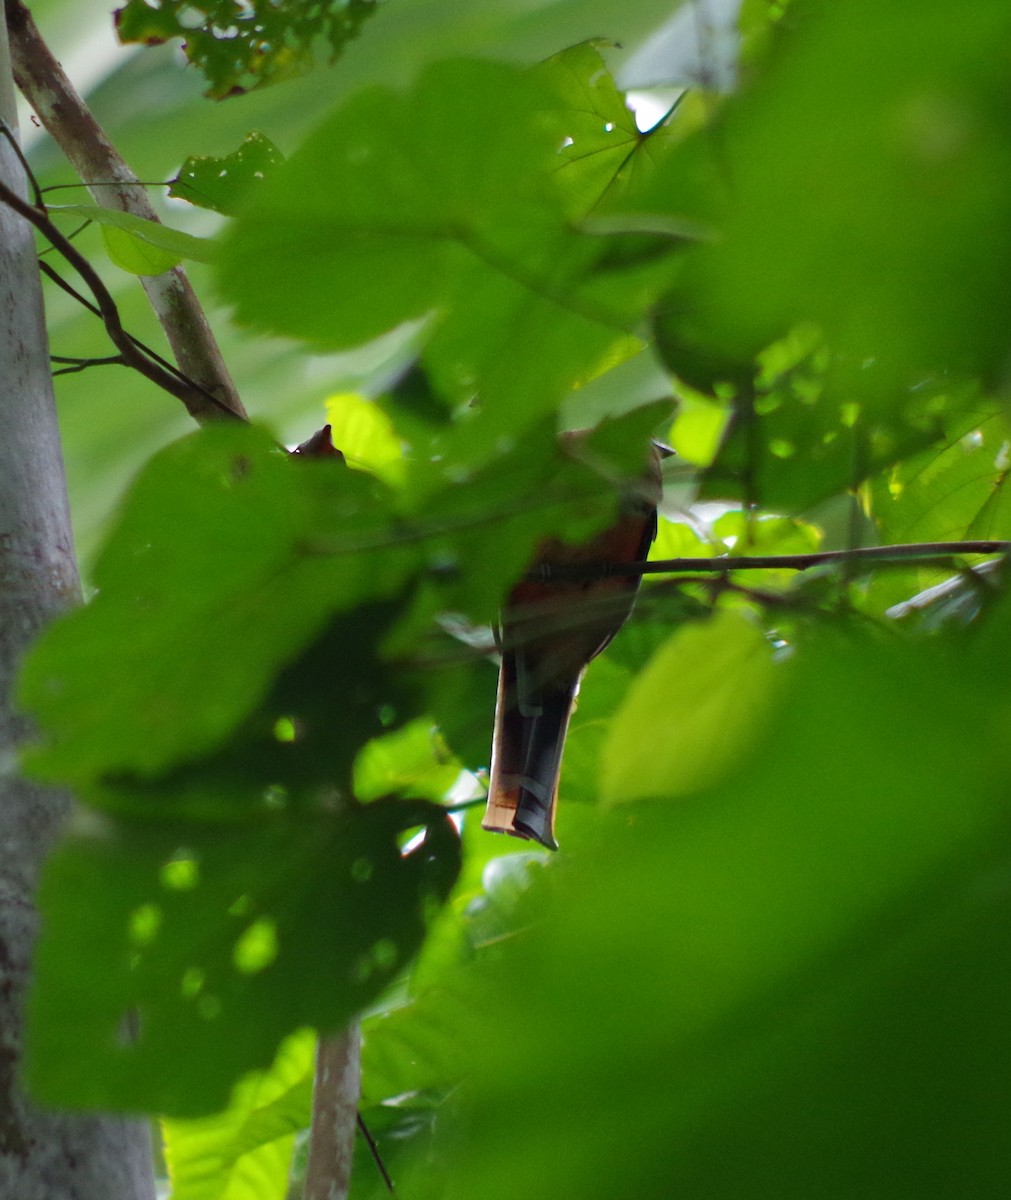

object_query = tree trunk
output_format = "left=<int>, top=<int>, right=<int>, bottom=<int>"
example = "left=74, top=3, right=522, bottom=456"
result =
left=0, top=5, right=155, bottom=1196
left=304, top=1026, right=362, bottom=1200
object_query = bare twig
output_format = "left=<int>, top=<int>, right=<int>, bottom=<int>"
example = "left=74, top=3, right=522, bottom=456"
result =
left=51, top=354, right=125, bottom=375
left=0, top=174, right=240, bottom=419
left=35, top=255, right=230, bottom=403
left=5, top=0, right=246, bottom=422
left=537, top=541, right=1011, bottom=582
left=357, top=1112, right=395, bottom=1192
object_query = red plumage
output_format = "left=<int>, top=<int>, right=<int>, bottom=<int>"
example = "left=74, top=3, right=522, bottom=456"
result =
left=483, top=439, right=662, bottom=850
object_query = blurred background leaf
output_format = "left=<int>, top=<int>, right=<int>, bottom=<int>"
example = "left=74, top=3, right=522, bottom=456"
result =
left=115, top=0, right=380, bottom=99
left=652, top=0, right=1011, bottom=396
left=408, top=618, right=1011, bottom=1200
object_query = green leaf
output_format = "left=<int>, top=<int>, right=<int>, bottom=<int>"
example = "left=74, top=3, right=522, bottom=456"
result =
left=861, top=405, right=1011, bottom=615
left=216, top=59, right=678, bottom=465
left=417, top=623, right=1011, bottom=1200
left=324, top=391, right=405, bottom=486
left=410, top=403, right=669, bottom=623
left=26, top=799, right=460, bottom=1115
left=18, top=423, right=415, bottom=784
left=216, top=60, right=562, bottom=350
left=653, top=1, right=1011, bottom=393
left=115, top=0, right=379, bottom=100
left=601, top=609, right=780, bottom=804
left=101, top=225, right=181, bottom=275
left=534, top=43, right=641, bottom=212
left=50, top=204, right=215, bottom=269
left=354, top=719, right=461, bottom=804
left=170, top=132, right=286, bottom=215
left=162, top=1028, right=314, bottom=1199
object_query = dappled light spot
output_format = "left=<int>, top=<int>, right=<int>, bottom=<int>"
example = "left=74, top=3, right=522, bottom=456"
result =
left=128, top=903, right=161, bottom=946
left=350, top=856, right=374, bottom=883
left=180, top=966, right=205, bottom=998
left=770, top=439, right=796, bottom=459
left=261, top=783, right=289, bottom=809
left=160, top=855, right=199, bottom=891
left=233, top=917, right=278, bottom=974
left=228, top=893, right=253, bottom=917
left=869, top=428, right=896, bottom=457
left=272, top=716, right=297, bottom=742
left=371, top=939, right=398, bottom=970
left=176, top=6, right=204, bottom=31
left=196, top=994, right=222, bottom=1021
left=115, top=1008, right=143, bottom=1048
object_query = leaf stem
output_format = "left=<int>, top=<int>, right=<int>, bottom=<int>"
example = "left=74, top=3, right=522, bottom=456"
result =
left=0, top=174, right=241, bottom=419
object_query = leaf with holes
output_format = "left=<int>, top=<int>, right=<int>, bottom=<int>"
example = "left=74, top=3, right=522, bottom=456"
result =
left=216, top=58, right=679, bottom=467
left=26, top=799, right=460, bottom=1115
left=115, top=0, right=379, bottom=99
left=18, top=422, right=418, bottom=786
left=170, top=132, right=285, bottom=215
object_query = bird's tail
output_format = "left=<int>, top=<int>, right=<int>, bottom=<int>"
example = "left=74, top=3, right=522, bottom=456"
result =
left=483, top=653, right=580, bottom=851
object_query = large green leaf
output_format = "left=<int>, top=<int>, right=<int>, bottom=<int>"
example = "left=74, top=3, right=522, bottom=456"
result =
left=19, top=422, right=416, bottom=784
left=161, top=1028, right=314, bottom=1200
left=27, top=798, right=460, bottom=1115
left=651, top=1, right=1011, bottom=394
left=411, top=619, right=1011, bottom=1199
left=216, top=57, right=679, bottom=465
left=601, top=608, right=781, bottom=803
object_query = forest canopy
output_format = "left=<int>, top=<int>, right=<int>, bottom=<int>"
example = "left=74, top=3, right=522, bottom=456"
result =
left=8, top=0, right=1011, bottom=1196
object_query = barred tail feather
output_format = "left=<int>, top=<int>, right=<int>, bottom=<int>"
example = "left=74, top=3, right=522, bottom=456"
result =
left=483, top=653, right=579, bottom=852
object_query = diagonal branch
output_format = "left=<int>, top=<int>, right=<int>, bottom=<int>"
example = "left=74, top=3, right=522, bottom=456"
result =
left=5, top=0, right=246, bottom=422
left=0, top=174, right=241, bottom=419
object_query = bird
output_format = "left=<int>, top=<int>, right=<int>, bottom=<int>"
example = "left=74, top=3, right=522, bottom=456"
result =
left=483, top=435, right=663, bottom=850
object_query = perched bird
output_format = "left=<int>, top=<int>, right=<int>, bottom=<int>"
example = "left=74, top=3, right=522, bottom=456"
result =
left=483, top=436, right=663, bottom=850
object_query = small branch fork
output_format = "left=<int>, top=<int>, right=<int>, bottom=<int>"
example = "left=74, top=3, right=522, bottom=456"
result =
left=5, top=0, right=246, bottom=422
left=0, top=171, right=241, bottom=420
left=535, top=541, right=1010, bottom=583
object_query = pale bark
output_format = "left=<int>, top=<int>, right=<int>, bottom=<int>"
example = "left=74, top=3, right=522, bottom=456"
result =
left=6, top=0, right=246, bottom=423
left=0, top=4, right=155, bottom=1195
left=304, top=1025, right=362, bottom=1200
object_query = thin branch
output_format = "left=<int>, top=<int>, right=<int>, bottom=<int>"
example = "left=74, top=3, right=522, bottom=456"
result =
left=51, top=354, right=125, bottom=375
left=5, top=0, right=246, bottom=422
left=36, top=256, right=226, bottom=399
left=0, top=174, right=241, bottom=419
left=357, top=1112, right=395, bottom=1193
left=536, top=541, right=1011, bottom=582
